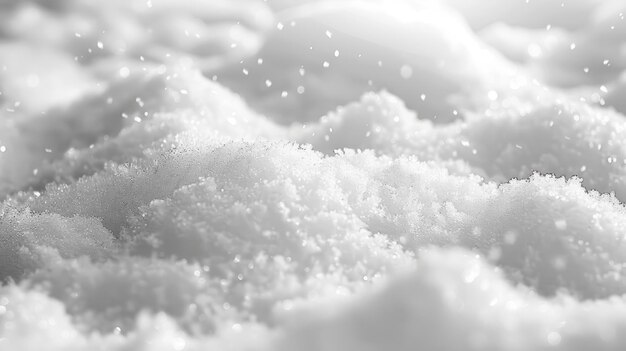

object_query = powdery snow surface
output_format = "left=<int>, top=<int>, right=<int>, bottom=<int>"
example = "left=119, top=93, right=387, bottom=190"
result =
left=1, top=0, right=626, bottom=350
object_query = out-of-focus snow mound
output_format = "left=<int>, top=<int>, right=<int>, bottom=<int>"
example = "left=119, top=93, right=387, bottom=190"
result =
left=2, top=0, right=626, bottom=350
left=214, top=1, right=517, bottom=124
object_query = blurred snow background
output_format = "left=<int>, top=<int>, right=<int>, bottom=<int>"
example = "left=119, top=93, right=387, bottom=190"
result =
left=1, top=0, right=626, bottom=350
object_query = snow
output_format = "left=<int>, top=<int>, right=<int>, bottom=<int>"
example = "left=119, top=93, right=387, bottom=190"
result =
left=215, top=1, right=514, bottom=124
left=1, top=0, right=626, bottom=350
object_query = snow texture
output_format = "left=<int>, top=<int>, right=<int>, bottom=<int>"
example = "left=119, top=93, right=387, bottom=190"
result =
left=1, top=0, right=626, bottom=350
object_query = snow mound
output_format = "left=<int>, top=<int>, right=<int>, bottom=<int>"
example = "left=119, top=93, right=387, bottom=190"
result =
left=297, top=91, right=626, bottom=200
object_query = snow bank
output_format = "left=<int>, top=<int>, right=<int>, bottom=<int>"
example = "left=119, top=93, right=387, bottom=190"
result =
left=0, top=65, right=280, bottom=198
left=215, top=1, right=518, bottom=124
left=279, top=249, right=626, bottom=351
left=0, top=0, right=272, bottom=71
left=5, top=136, right=626, bottom=349
left=469, top=0, right=626, bottom=90
left=1, top=0, right=626, bottom=350
left=296, top=89, right=626, bottom=201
